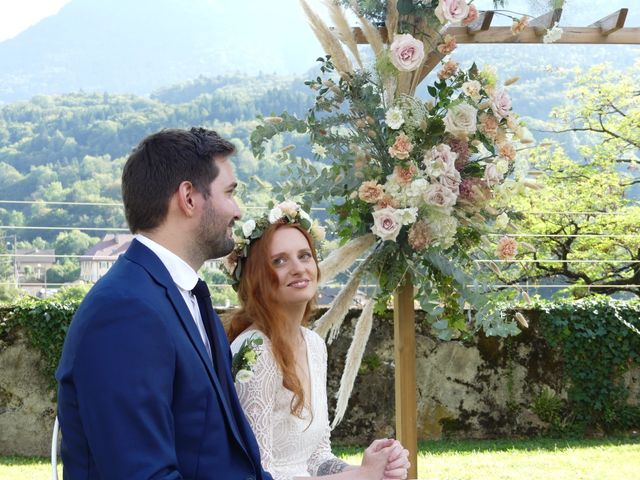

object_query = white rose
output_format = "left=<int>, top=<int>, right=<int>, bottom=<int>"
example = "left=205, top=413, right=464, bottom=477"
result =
left=444, top=103, right=478, bottom=137
left=461, top=80, right=482, bottom=101
left=242, top=219, right=256, bottom=238
left=371, top=207, right=403, bottom=241
left=495, top=212, right=510, bottom=229
left=389, top=34, right=425, bottom=72
left=385, top=107, right=405, bottom=129
left=490, top=88, right=512, bottom=120
left=435, top=0, right=470, bottom=24
left=406, top=178, right=429, bottom=207
left=484, top=163, right=504, bottom=186
left=543, top=23, right=563, bottom=44
left=396, top=207, right=418, bottom=225
left=235, top=369, right=253, bottom=384
left=268, top=206, right=284, bottom=223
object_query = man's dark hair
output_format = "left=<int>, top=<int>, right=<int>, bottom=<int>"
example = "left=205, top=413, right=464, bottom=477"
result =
left=122, top=127, right=235, bottom=232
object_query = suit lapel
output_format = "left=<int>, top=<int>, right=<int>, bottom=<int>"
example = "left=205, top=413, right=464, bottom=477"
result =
left=124, top=240, right=249, bottom=455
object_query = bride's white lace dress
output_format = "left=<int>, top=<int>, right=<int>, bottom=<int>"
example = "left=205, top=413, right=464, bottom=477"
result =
left=231, top=327, right=342, bottom=480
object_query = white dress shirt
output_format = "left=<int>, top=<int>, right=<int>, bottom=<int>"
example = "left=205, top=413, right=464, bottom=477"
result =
left=135, top=234, right=212, bottom=360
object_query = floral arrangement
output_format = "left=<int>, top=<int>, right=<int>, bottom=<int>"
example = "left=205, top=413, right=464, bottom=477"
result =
left=249, top=0, right=544, bottom=424
left=223, top=200, right=326, bottom=289
left=231, top=334, right=264, bottom=384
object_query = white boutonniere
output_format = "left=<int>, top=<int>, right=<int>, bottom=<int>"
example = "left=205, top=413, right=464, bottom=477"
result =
left=231, top=334, right=263, bottom=384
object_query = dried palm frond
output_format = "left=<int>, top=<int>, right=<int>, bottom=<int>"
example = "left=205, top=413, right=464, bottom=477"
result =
left=385, top=0, right=398, bottom=40
left=331, top=296, right=375, bottom=428
left=324, top=0, right=362, bottom=68
left=357, top=13, right=385, bottom=58
left=319, top=233, right=375, bottom=287
left=300, top=0, right=353, bottom=76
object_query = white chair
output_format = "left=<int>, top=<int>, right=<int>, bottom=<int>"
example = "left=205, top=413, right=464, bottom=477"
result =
left=51, top=415, right=60, bottom=480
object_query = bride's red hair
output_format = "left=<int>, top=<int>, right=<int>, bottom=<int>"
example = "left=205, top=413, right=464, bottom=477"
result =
left=225, top=222, right=319, bottom=417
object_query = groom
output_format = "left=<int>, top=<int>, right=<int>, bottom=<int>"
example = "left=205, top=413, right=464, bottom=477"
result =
left=56, top=128, right=273, bottom=479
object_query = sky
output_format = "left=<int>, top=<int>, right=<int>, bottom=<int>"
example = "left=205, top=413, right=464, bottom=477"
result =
left=0, top=0, right=637, bottom=43
left=0, top=0, right=70, bottom=42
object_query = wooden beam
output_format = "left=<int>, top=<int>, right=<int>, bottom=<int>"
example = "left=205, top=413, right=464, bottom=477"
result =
left=417, top=51, right=441, bottom=84
left=445, top=26, right=640, bottom=45
left=394, top=274, right=417, bottom=480
left=354, top=25, right=640, bottom=46
left=354, top=26, right=389, bottom=44
left=589, top=8, right=628, bottom=35
left=529, top=8, right=563, bottom=36
left=467, top=10, right=494, bottom=35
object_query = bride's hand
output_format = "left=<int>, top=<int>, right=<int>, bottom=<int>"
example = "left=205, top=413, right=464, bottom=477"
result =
left=359, top=438, right=395, bottom=479
left=382, top=440, right=410, bottom=479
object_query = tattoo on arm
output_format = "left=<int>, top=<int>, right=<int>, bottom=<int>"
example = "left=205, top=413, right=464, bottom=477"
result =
left=317, top=459, right=349, bottom=476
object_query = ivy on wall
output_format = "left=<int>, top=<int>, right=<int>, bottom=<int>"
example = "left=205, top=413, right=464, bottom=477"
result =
left=0, top=297, right=80, bottom=391
left=535, top=296, right=640, bottom=432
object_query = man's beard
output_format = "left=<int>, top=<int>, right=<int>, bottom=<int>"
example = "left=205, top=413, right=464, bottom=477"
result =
left=198, top=203, right=235, bottom=260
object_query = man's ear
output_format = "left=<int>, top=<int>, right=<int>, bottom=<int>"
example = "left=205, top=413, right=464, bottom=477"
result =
left=175, top=181, right=198, bottom=217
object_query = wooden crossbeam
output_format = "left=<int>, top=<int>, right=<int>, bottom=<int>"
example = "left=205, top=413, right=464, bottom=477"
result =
left=445, top=26, right=640, bottom=44
left=467, top=10, right=494, bottom=34
left=529, top=8, right=563, bottom=36
left=589, top=8, right=628, bottom=35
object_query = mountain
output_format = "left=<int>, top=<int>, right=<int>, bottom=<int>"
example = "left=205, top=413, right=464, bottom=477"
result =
left=0, top=0, right=323, bottom=103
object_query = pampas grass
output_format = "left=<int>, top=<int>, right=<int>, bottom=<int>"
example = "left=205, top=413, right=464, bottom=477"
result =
left=331, top=296, right=375, bottom=428
left=324, top=0, right=363, bottom=68
left=385, top=0, right=398, bottom=40
left=300, top=0, right=353, bottom=76
left=358, top=13, right=385, bottom=58
left=319, top=233, right=375, bottom=287
left=314, top=253, right=371, bottom=342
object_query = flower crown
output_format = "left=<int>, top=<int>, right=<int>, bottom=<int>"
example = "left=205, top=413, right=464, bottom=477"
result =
left=222, top=201, right=326, bottom=289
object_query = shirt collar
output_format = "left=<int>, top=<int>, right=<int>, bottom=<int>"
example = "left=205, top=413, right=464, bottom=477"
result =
left=135, top=234, right=199, bottom=292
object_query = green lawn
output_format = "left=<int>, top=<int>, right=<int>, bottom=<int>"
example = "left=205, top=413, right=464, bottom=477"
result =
left=2, top=437, right=639, bottom=479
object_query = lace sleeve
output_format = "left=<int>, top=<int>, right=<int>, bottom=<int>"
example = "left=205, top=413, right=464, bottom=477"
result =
left=234, top=339, right=289, bottom=480
left=306, top=337, right=348, bottom=476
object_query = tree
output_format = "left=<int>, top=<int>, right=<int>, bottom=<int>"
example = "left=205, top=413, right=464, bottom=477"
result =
left=501, top=63, right=640, bottom=297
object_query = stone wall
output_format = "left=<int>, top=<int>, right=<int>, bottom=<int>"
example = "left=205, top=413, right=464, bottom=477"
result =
left=326, top=310, right=567, bottom=444
left=0, top=328, right=56, bottom=457
left=1, top=310, right=638, bottom=456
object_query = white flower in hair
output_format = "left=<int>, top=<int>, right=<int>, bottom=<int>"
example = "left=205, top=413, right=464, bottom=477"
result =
left=268, top=206, right=284, bottom=223
left=277, top=200, right=299, bottom=217
left=242, top=219, right=256, bottom=237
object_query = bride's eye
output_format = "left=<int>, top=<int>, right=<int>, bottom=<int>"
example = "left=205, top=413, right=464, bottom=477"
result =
left=272, top=256, right=286, bottom=266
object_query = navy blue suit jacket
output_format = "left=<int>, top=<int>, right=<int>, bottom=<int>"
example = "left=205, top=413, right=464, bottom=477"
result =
left=56, top=239, right=272, bottom=480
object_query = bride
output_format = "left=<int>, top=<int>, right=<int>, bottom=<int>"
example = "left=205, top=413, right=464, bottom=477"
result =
left=225, top=203, right=410, bottom=480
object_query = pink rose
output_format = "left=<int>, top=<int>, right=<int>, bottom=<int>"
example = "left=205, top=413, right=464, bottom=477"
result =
left=484, top=163, right=504, bottom=186
left=371, top=207, right=402, bottom=241
left=388, top=132, right=413, bottom=160
left=435, top=0, right=470, bottom=24
left=390, top=34, right=425, bottom=72
left=491, top=88, right=512, bottom=120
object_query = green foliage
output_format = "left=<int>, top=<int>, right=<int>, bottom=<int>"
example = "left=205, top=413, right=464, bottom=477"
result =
left=1, top=297, right=79, bottom=391
left=536, top=296, right=640, bottom=432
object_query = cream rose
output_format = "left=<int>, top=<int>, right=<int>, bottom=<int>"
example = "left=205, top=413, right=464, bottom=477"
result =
left=444, top=103, right=478, bottom=137
left=371, top=207, right=403, bottom=241
left=484, top=163, right=504, bottom=186
left=435, top=0, right=470, bottom=24
left=461, top=80, right=482, bottom=101
left=390, top=34, right=425, bottom=72
left=242, top=219, right=256, bottom=238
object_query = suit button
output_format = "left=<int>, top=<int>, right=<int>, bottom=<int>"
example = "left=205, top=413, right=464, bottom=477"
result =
left=246, top=476, right=256, bottom=480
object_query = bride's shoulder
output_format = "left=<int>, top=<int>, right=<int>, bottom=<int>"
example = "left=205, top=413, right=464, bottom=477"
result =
left=230, top=328, right=270, bottom=355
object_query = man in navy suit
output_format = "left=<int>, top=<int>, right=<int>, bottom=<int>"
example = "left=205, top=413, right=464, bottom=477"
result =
left=56, top=128, right=273, bottom=479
